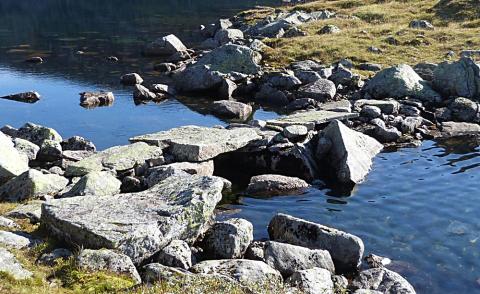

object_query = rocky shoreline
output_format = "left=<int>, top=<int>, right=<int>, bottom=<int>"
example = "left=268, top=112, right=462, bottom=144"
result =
left=1, top=3, right=480, bottom=294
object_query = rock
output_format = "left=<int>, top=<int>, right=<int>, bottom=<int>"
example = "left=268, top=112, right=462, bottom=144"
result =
left=283, top=125, right=308, bottom=141
left=195, top=44, right=262, bottom=75
left=26, top=56, right=44, bottom=63
left=245, top=241, right=266, bottom=261
left=62, top=150, right=94, bottom=162
left=413, top=62, right=437, bottom=81
left=266, top=72, right=302, bottom=90
left=354, top=290, right=383, bottom=294
left=120, top=73, right=143, bottom=86
left=0, top=169, right=68, bottom=202
left=151, top=84, right=176, bottom=96
left=141, top=263, right=191, bottom=284
left=218, top=78, right=237, bottom=99
left=155, top=240, right=192, bottom=270
left=354, top=99, right=400, bottom=115
left=191, top=259, right=282, bottom=286
left=214, top=29, right=244, bottom=45
left=440, top=121, right=480, bottom=137
left=267, top=110, right=358, bottom=130
left=374, top=125, right=402, bottom=143
left=294, top=70, right=322, bottom=84
left=37, top=139, right=63, bottom=161
left=0, top=91, right=40, bottom=103
left=173, top=65, right=224, bottom=93
left=364, top=64, right=441, bottom=103
left=0, top=247, right=33, bottom=279
left=65, top=142, right=163, bottom=177
left=330, top=64, right=361, bottom=88
left=297, top=79, right=336, bottom=101
left=264, top=241, right=335, bottom=277
left=37, top=248, right=72, bottom=266
left=144, top=34, right=188, bottom=56
left=401, top=117, right=424, bottom=134
left=249, top=39, right=268, bottom=52
left=0, top=216, right=19, bottom=229
left=409, top=20, right=434, bottom=30
left=130, top=126, right=260, bottom=162
left=0, top=132, right=29, bottom=184
left=133, top=84, right=160, bottom=101
left=333, top=274, right=349, bottom=290
left=6, top=201, right=43, bottom=223
left=318, top=24, right=341, bottom=34
left=287, top=98, right=317, bottom=112
left=286, top=267, right=334, bottom=294
left=448, top=97, right=480, bottom=122
left=351, top=268, right=416, bottom=294
left=358, top=63, right=382, bottom=72
left=41, top=175, right=224, bottom=264
left=255, top=84, right=290, bottom=106
left=399, top=104, right=421, bottom=117
left=62, top=171, right=121, bottom=197
left=145, top=161, right=214, bottom=188
left=320, top=120, right=383, bottom=184
left=268, top=213, right=365, bottom=272
left=246, top=174, right=309, bottom=196
left=167, top=50, right=192, bottom=63
left=361, top=106, right=382, bottom=119
left=461, top=50, right=480, bottom=58
left=121, top=176, right=143, bottom=193
left=79, top=91, right=114, bottom=107
left=13, top=138, right=40, bottom=161
left=0, top=231, right=37, bottom=249
left=364, top=253, right=391, bottom=269
left=153, top=62, right=177, bottom=72
left=435, top=107, right=452, bottom=122
left=433, top=57, right=480, bottom=100
left=319, top=100, right=352, bottom=113
left=76, top=249, right=141, bottom=284
left=290, top=60, right=324, bottom=72
left=212, top=100, right=252, bottom=121
left=61, top=136, right=96, bottom=152
left=15, top=122, right=62, bottom=146
left=284, top=27, right=307, bottom=37
left=202, top=218, right=253, bottom=259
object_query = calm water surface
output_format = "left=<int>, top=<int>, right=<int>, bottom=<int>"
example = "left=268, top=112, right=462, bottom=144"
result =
left=1, top=1, right=480, bottom=294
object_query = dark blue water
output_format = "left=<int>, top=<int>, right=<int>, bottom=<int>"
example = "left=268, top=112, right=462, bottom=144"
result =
left=1, top=1, right=480, bottom=293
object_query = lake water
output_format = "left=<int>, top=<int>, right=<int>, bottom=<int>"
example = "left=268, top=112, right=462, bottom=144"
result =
left=1, top=1, right=480, bottom=293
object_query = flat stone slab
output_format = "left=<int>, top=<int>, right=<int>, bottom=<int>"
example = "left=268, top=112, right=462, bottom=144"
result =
left=267, top=110, right=359, bottom=130
left=41, top=175, right=224, bottom=264
left=129, top=126, right=261, bottom=162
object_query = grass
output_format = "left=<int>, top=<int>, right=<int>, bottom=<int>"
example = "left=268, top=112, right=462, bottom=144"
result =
left=243, top=0, right=480, bottom=70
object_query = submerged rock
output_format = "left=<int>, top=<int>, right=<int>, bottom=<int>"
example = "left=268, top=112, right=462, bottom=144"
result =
left=351, top=268, right=416, bottom=294
left=246, top=174, right=309, bottom=196
left=0, top=132, right=29, bottom=185
left=0, top=247, right=33, bottom=280
left=0, top=91, right=40, bottom=103
left=41, top=175, right=224, bottom=264
left=202, top=218, right=253, bottom=259
left=268, top=213, right=364, bottom=272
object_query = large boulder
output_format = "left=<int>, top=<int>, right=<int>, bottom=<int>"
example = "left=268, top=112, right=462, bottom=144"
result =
left=195, top=44, right=262, bottom=75
left=0, top=247, right=33, bottom=280
left=0, top=169, right=68, bottom=202
left=433, top=57, right=480, bottom=100
left=246, top=174, right=309, bottom=196
left=351, top=268, right=416, bottom=294
left=297, top=79, right=336, bottom=101
left=263, top=241, right=335, bottom=277
left=268, top=213, right=364, bottom=272
left=448, top=97, right=480, bottom=122
left=286, top=267, right=334, bottom=294
left=61, top=171, right=121, bottom=197
left=364, top=64, right=441, bottom=103
left=143, top=34, right=187, bottom=56
left=173, top=65, right=224, bottom=93
left=41, top=175, right=224, bottom=264
left=13, top=138, right=40, bottom=161
left=320, top=120, right=383, bottom=184
left=130, top=126, right=260, bottom=162
left=0, top=132, right=29, bottom=185
left=155, top=240, right=192, bottom=270
left=15, top=122, right=62, bottom=145
left=440, top=121, right=480, bottom=137
left=65, top=142, right=163, bottom=177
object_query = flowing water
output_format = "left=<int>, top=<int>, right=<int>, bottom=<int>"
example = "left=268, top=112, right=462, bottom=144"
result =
left=1, top=1, right=479, bottom=293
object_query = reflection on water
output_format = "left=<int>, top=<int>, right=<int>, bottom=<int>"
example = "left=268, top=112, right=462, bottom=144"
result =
left=222, top=139, right=480, bottom=294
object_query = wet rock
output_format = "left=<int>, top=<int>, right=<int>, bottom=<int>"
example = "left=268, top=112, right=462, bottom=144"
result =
left=155, top=240, right=192, bottom=270
left=144, top=34, right=188, bottom=56
left=77, top=249, right=141, bottom=284
left=61, top=136, right=96, bottom=152
left=264, top=241, right=335, bottom=277
left=361, top=106, right=382, bottom=119
left=12, top=138, right=39, bottom=161
left=80, top=91, right=114, bottom=107
left=202, top=218, right=253, bottom=259
left=0, top=247, right=33, bottom=280
left=0, top=216, right=18, bottom=229
left=214, top=29, right=244, bottom=45
left=319, top=24, right=341, bottom=34
left=0, top=132, right=29, bottom=184
left=211, top=100, right=252, bottom=121
left=65, top=142, right=163, bottom=177
left=364, top=64, right=441, bottom=103
left=448, top=97, right=480, bottom=122
left=409, top=20, right=434, bottom=30
left=0, top=169, right=68, bottom=202
left=37, top=139, right=63, bottom=161
left=433, top=57, right=480, bottom=100
left=62, top=171, right=121, bottom=197
left=0, top=230, right=37, bottom=249
left=246, top=174, right=309, bottom=196
left=297, top=79, right=336, bottom=101
left=0, top=91, right=40, bottom=103
left=354, top=99, right=400, bottom=115
left=286, top=267, right=334, bottom=294
left=130, top=126, right=260, bottom=162
left=268, top=213, right=365, bottom=272
left=321, top=120, right=383, bottom=184
left=267, top=110, right=358, bottom=130
left=42, top=175, right=224, bottom=264
left=133, top=84, right=161, bottom=101
left=283, top=125, right=308, bottom=141
left=191, top=259, right=282, bottom=286
left=6, top=201, right=43, bottom=223
left=195, top=44, right=262, bottom=75
left=440, top=121, right=480, bottom=137
left=351, top=268, right=416, bottom=294
left=37, top=248, right=72, bottom=266
left=120, top=73, right=143, bottom=85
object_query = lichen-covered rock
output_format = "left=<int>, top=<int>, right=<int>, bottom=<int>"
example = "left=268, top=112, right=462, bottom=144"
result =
left=246, top=174, right=309, bottom=197
left=61, top=136, right=96, bottom=152
left=13, top=138, right=40, bottom=161
left=37, top=139, right=63, bottom=161
left=264, top=241, right=335, bottom=277
left=286, top=267, right=334, bottom=294
left=141, top=263, right=191, bottom=284
left=41, top=175, right=224, bottom=265
left=297, top=79, right=336, bottom=102
left=0, top=132, right=29, bottom=184
left=0, top=230, right=37, bottom=249
left=268, top=213, right=364, bottom=272
left=202, top=218, right=253, bottom=259
left=448, top=97, right=480, bottom=123
left=0, top=169, right=68, bottom=202
left=155, top=240, right=192, bottom=270
left=0, top=247, right=33, bottom=280
left=351, top=268, right=416, bottom=294
left=144, top=34, right=188, bottom=56
left=61, top=171, right=121, bottom=197
left=267, top=110, right=358, bottom=130
left=6, top=201, right=43, bottom=223
left=130, top=126, right=260, bottom=162
left=432, top=57, right=480, bottom=100
left=15, top=122, right=62, bottom=145
left=65, top=142, right=163, bottom=177
left=195, top=44, right=262, bottom=75
left=76, top=249, right=141, bottom=284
